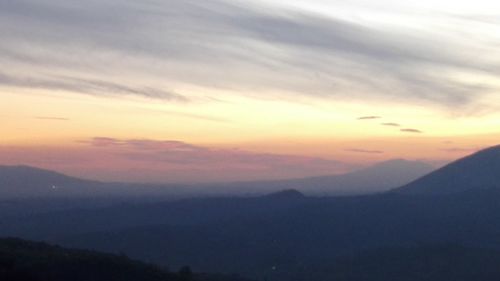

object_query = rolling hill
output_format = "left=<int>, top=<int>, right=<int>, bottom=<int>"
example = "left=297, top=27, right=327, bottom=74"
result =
left=50, top=189, right=500, bottom=280
left=4, top=237, right=500, bottom=281
left=0, top=237, right=255, bottom=281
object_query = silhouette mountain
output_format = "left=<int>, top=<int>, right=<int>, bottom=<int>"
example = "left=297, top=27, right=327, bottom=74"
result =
left=0, top=165, right=93, bottom=198
left=395, top=145, right=500, bottom=194
left=0, top=165, right=187, bottom=199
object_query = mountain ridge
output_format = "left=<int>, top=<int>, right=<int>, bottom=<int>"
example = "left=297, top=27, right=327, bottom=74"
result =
left=0, top=159, right=435, bottom=198
left=394, top=145, right=500, bottom=194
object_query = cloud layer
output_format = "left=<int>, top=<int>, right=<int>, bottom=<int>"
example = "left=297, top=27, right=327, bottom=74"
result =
left=1, top=0, right=498, bottom=108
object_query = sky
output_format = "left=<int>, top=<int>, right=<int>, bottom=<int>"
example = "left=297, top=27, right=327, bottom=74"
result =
left=1, top=0, right=500, bottom=183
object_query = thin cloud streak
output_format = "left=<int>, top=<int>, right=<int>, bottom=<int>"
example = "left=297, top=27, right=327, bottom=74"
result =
left=358, top=116, right=381, bottom=120
left=381, top=122, right=400, bottom=127
left=401, top=128, right=423, bottom=133
left=344, top=148, right=384, bottom=154
left=440, top=147, right=480, bottom=153
left=0, top=72, right=188, bottom=102
left=34, top=116, right=70, bottom=121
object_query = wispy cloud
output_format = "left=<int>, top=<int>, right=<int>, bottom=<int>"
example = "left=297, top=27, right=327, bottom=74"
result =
left=400, top=128, right=423, bottom=133
left=381, top=122, right=400, bottom=127
left=440, top=147, right=480, bottom=153
left=83, top=137, right=203, bottom=152
left=34, top=116, right=69, bottom=121
left=0, top=0, right=498, bottom=110
left=344, top=148, right=384, bottom=154
left=0, top=72, right=188, bottom=102
left=358, top=116, right=381, bottom=120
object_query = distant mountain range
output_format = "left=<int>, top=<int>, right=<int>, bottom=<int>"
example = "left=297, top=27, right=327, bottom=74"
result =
left=10, top=142, right=498, bottom=199
left=395, top=145, right=500, bottom=194
left=0, top=159, right=435, bottom=199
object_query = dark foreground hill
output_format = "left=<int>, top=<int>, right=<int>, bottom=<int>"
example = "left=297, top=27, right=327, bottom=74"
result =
left=395, top=145, right=500, bottom=194
left=4, top=238, right=500, bottom=281
left=0, top=238, right=254, bottom=281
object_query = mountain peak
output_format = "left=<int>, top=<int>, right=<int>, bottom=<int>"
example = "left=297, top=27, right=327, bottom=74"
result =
left=394, top=145, right=500, bottom=194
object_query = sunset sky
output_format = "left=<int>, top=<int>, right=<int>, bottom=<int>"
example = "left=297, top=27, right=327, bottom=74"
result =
left=1, top=0, right=500, bottom=183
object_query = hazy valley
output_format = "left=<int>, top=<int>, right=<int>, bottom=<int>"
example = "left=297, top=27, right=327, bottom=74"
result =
left=2, top=146, right=500, bottom=280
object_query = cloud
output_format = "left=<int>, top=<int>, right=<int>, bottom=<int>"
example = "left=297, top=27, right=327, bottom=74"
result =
left=344, top=148, right=384, bottom=154
left=67, top=137, right=350, bottom=182
left=357, top=116, right=381, bottom=120
left=0, top=0, right=498, bottom=110
left=83, top=137, right=203, bottom=152
left=381, top=122, right=400, bottom=127
left=0, top=72, right=188, bottom=102
left=400, top=128, right=423, bottom=133
left=34, top=116, right=69, bottom=121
